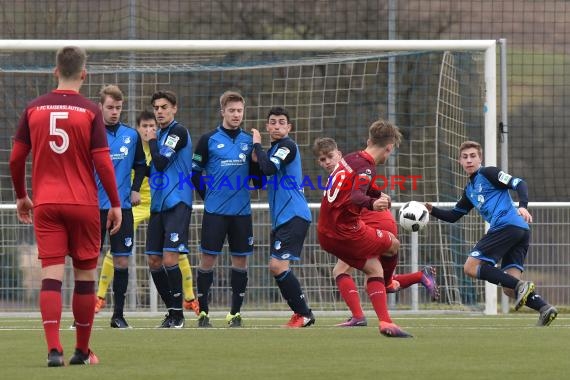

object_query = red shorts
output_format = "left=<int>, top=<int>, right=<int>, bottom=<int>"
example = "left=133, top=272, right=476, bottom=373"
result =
left=361, top=209, right=398, bottom=236
left=34, top=204, right=100, bottom=269
left=318, top=220, right=393, bottom=270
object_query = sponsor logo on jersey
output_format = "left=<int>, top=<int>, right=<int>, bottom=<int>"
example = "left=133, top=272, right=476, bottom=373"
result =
left=470, top=250, right=481, bottom=257
left=498, top=171, right=512, bottom=185
left=239, top=153, right=246, bottom=162
left=217, top=143, right=225, bottom=149
left=273, top=147, right=290, bottom=160
left=281, top=253, right=291, bottom=259
left=165, top=135, right=180, bottom=149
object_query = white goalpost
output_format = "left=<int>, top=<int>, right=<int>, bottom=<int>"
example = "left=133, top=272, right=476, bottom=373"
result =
left=0, top=40, right=498, bottom=314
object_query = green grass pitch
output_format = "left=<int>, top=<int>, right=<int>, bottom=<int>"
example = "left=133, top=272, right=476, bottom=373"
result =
left=0, top=314, right=568, bottom=380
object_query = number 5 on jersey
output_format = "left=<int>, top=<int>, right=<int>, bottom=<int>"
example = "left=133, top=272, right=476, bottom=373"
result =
left=49, top=111, right=69, bottom=154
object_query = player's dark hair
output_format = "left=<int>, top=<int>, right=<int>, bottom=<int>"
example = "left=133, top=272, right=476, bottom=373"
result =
left=56, top=46, right=86, bottom=80
left=151, top=90, right=177, bottom=106
left=136, top=110, right=156, bottom=126
left=266, top=106, right=290, bottom=122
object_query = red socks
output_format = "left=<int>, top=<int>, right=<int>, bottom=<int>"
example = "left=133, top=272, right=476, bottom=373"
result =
left=335, top=274, right=365, bottom=319
left=393, top=271, right=423, bottom=289
left=40, top=279, right=63, bottom=353
left=366, top=277, right=392, bottom=323
left=72, top=281, right=96, bottom=354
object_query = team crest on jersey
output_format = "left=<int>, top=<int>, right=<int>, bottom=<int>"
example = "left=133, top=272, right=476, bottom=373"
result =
left=274, top=147, right=290, bottom=160
left=477, top=194, right=485, bottom=205
left=376, top=229, right=384, bottom=238
left=124, top=237, right=133, bottom=247
left=123, top=136, right=131, bottom=144
left=165, top=135, right=180, bottom=149
left=170, top=233, right=179, bottom=243
left=240, top=143, right=249, bottom=151
left=248, top=236, right=254, bottom=246
left=498, top=171, right=512, bottom=185
left=274, top=240, right=282, bottom=250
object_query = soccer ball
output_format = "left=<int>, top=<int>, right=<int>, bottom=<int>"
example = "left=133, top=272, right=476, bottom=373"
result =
left=399, top=201, right=429, bottom=232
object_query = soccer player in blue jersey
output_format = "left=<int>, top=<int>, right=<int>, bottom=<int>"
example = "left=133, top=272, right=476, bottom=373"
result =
left=146, top=90, right=193, bottom=328
left=191, top=90, right=259, bottom=327
left=95, top=85, right=146, bottom=329
left=251, top=107, right=315, bottom=328
left=426, top=140, right=557, bottom=326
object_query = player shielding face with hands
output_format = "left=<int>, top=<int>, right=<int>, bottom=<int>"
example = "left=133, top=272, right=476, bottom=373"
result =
left=9, top=46, right=122, bottom=366
left=251, top=107, right=315, bottom=328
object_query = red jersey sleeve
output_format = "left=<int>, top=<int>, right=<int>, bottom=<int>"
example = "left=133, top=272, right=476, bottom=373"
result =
left=9, top=140, right=31, bottom=199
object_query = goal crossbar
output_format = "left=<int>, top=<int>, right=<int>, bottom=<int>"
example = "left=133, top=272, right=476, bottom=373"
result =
left=0, top=39, right=496, bottom=52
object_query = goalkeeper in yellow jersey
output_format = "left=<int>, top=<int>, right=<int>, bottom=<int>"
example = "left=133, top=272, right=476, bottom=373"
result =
left=95, top=110, right=199, bottom=317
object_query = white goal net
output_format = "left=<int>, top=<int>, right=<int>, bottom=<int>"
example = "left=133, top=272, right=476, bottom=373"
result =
left=0, top=40, right=497, bottom=313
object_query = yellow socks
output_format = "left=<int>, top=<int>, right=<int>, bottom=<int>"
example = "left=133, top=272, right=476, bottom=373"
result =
left=179, top=254, right=195, bottom=300
left=96, top=251, right=114, bottom=299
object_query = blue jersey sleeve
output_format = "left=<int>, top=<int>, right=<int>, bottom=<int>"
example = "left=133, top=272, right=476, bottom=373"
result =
left=149, top=123, right=188, bottom=172
left=480, top=166, right=529, bottom=208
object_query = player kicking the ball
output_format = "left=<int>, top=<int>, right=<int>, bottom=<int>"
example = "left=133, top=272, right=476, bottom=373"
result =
left=317, top=119, right=412, bottom=337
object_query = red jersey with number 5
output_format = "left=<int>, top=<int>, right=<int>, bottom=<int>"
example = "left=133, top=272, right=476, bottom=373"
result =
left=317, top=150, right=383, bottom=238
left=13, top=89, right=109, bottom=206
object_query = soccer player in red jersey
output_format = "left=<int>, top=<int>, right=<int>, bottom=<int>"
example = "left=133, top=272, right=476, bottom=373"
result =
left=317, top=119, right=412, bottom=337
left=9, top=46, right=122, bottom=366
left=313, top=137, right=439, bottom=327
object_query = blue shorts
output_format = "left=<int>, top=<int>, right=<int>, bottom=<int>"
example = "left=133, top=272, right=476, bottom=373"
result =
left=145, top=203, right=191, bottom=255
left=200, top=212, right=254, bottom=256
left=100, top=208, right=134, bottom=256
left=270, top=217, right=310, bottom=261
left=470, top=225, right=530, bottom=271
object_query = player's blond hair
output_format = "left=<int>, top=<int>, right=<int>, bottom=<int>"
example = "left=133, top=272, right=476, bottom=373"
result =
left=459, top=141, right=482, bottom=158
left=219, top=90, right=245, bottom=110
left=99, top=85, right=124, bottom=104
left=368, top=119, right=402, bottom=148
left=312, top=137, right=338, bottom=157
